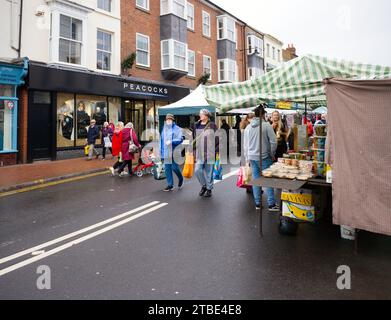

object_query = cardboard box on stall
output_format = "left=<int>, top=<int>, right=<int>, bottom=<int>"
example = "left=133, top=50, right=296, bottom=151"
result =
left=281, top=189, right=321, bottom=222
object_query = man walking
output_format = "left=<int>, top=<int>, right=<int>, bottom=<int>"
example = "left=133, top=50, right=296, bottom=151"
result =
left=193, top=109, right=219, bottom=198
left=86, top=119, right=101, bottom=161
left=160, top=114, right=184, bottom=192
left=244, top=105, right=278, bottom=211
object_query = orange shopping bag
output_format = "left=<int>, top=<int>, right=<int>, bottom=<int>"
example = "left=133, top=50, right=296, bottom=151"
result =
left=182, top=153, right=195, bottom=179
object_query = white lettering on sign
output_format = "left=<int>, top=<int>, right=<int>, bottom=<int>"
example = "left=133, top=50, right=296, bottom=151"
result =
left=123, top=82, right=169, bottom=96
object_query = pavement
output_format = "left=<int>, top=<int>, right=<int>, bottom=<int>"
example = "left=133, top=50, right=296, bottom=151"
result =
left=0, top=157, right=120, bottom=194
left=1, top=167, right=391, bottom=300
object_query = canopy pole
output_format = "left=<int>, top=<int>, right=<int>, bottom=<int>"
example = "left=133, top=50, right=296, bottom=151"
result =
left=259, top=106, right=263, bottom=238
left=304, top=96, right=308, bottom=119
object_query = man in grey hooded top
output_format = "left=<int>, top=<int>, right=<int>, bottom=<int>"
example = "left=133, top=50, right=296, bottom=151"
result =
left=244, top=105, right=278, bottom=211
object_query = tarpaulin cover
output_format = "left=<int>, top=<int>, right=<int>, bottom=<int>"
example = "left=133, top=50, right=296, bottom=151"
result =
left=325, top=78, right=391, bottom=236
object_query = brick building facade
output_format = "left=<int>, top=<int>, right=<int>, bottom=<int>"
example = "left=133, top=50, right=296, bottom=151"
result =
left=121, top=0, right=264, bottom=90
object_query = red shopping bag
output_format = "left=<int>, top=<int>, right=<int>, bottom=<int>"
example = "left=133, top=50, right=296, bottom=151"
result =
left=236, top=167, right=245, bottom=188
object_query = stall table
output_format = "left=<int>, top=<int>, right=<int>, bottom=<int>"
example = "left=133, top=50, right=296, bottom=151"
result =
left=249, top=177, right=332, bottom=235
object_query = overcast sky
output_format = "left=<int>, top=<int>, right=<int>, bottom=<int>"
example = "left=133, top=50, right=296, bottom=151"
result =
left=213, top=0, right=391, bottom=66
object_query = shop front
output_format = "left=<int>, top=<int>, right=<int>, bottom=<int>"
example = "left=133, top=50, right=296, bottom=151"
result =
left=26, top=63, right=190, bottom=162
left=0, top=58, right=28, bottom=166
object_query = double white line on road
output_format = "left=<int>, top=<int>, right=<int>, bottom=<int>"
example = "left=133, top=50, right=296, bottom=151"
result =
left=0, top=201, right=168, bottom=277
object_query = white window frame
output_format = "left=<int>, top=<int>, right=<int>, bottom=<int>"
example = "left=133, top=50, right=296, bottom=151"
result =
left=48, top=2, right=90, bottom=67
left=160, top=0, right=187, bottom=19
left=187, top=49, right=195, bottom=77
left=136, top=33, right=150, bottom=68
left=136, top=0, right=150, bottom=11
left=202, top=11, right=211, bottom=38
left=217, top=15, right=236, bottom=43
left=247, top=35, right=264, bottom=57
left=96, top=29, right=112, bottom=71
left=218, top=59, right=236, bottom=83
left=160, top=39, right=188, bottom=72
left=187, top=2, right=194, bottom=30
left=203, top=55, right=212, bottom=80
left=248, top=67, right=263, bottom=80
left=97, top=0, right=112, bottom=12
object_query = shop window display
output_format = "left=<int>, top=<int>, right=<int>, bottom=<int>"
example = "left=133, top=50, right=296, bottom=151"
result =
left=57, top=93, right=75, bottom=148
left=145, top=100, right=156, bottom=141
left=108, top=97, right=121, bottom=125
left=76, top=95, right=107, bottom=147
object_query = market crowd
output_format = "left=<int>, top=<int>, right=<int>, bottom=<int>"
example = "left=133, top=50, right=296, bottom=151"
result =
left=84, top=107, right=326, bottom=207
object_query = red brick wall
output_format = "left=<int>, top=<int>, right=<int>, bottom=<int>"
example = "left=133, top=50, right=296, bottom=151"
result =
left=0, top=153, right=17, bottom=167
left=121, top=0, right=247, bottom=90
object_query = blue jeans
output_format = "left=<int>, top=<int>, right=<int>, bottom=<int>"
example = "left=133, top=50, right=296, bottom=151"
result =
left=250, top=158, right=275, bottom=206
left=164, top=161, right=183, bottom=188
left=195, top=163, right=214, bottom=191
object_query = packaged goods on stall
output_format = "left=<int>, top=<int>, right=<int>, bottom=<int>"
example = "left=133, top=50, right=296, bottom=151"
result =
left=312, top=136, right=326, bottom=149
left=313, top=149, right=326, bottom=162
left=262, top=159, right=314, bottom=180
left=326, top=164, right=333, bottom=183
left=313, top=161, right=326, bottom=178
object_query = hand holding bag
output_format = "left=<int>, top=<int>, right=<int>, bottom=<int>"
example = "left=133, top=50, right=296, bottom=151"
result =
left=84, top=145, right=90, bottom=156
left=103, top=136, right=112, bottom=148
left=237, top=167, right=245, bottom=188
left=244, top=164, right=253, bottom=185
left=213, top=154, right=223, bottom=181
left=129, top=129, right=139, bottom=154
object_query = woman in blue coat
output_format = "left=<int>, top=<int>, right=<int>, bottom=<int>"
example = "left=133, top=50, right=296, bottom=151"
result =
left=160, top=114, right=184, bottom=192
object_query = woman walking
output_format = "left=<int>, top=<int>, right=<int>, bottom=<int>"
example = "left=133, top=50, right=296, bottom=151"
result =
left=110, top=122, right=141, bottom=177
left=120, top=123, right=141, bottom=177
left=101, top=122, right=114, bottom=160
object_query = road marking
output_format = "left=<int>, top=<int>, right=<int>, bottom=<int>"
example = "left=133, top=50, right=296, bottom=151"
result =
left=0, top=202, right=168, bottom=277
left=0, top=201, right=160, bottom=266
left=0, top=171, right=109, bottom=198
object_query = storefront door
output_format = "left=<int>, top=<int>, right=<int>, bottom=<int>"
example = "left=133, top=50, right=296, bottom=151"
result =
left=124, top=100, right=145, bottom=141
left=28, top=91, right=53, bottom=160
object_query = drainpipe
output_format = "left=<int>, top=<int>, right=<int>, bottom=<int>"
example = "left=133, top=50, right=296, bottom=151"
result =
left=11, top=0, right=23, bottom=57
left=243, top=24, right=247, bottom=81
left=18, top=0, right=23, bottom=58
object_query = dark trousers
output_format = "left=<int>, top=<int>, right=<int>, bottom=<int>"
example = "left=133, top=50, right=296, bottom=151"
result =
left=102, top=147, right=112, bottom=159
left=113, top=159, right=132, bottom=174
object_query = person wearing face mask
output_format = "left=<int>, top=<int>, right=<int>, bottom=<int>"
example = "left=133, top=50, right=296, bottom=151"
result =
left=160, top=114, right=184, bottom=192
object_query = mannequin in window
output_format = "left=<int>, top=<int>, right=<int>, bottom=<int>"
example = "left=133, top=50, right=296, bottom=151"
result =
left=92, top=106, right=107, bottom=127
left=77, top=102, right=90, bottom=139
left=61, top=112, right=74, bottom=140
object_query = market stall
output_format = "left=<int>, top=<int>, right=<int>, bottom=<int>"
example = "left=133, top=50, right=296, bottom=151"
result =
left=204, top=54, right=391, bottom=247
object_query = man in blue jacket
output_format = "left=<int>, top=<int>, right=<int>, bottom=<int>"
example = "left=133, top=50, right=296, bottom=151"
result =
left=160, top=114, right=184, bottom=192
left=86, top=119, right=101, bottom=161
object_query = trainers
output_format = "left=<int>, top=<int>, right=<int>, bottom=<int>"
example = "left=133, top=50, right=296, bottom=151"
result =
left=256, top=205, right=261, bottom=210
left=109, top=167, right=115, bottom=176
left=268, top=204, right=280, bottom=212
left=178, top=181, right=184, bottom=190
left=119, top=172, right=127, bottom=178
left=203, top=190, right=212, bottom=198
left=199, top=186, right=207, bottom=197
left=163, top=186, right=174, bottom=192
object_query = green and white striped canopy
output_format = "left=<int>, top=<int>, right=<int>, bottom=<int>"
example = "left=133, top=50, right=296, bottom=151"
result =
left=204, top=54, right=391, bottom=112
